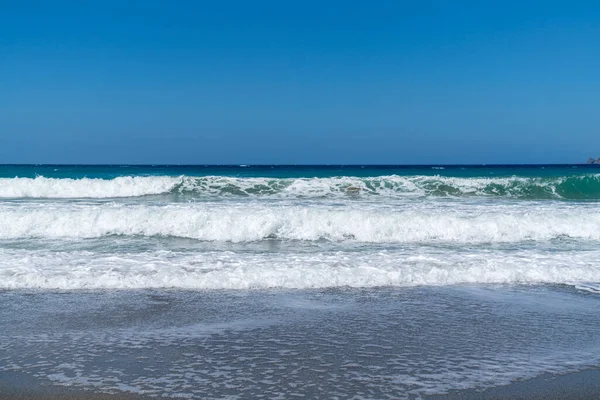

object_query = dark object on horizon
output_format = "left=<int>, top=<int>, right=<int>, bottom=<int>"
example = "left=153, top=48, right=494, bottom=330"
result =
left=588, top=157, right=600, bottom=164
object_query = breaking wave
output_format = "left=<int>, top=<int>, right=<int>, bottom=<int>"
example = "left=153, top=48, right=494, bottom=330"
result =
left=1, top=203, right=599, bottom=243
left=1, top=248, right=599, bottom=290
left=2, top=174, right=600, bottom=199
left=0, top=176, right=181, bottom=198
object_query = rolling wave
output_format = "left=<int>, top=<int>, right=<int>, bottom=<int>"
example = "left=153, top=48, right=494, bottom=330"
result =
left=1, top=248, right=599, bottom=290
left=1, top=203, right=599, bottom=242
left=2, top=174, right=600, bottom=199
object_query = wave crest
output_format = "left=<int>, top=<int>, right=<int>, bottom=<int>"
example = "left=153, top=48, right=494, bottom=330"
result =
left=1, top=203, right=599, bottom=243
left=2, top=174, right=600, bottom=199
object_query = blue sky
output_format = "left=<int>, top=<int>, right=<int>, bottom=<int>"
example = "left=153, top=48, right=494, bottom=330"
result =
left=1, top=1, right=599, bottom=164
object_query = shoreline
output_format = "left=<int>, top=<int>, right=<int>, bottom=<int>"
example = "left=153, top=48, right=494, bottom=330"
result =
left=426, top=368, right=600, bottom=400
left=0, top=372, right=148, bottom=400
left=3, top=368, right=600, bottom=400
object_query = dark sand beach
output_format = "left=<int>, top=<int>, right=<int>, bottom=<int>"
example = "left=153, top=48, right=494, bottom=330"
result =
left=0, top=371, right=148, bottom=400
left=428, top=369, right=600, bottom=400
left=3, top=369, right=600, bottom=399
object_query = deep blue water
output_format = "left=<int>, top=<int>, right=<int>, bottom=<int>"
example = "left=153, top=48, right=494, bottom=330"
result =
left=1, top=163, right=598, bottom=179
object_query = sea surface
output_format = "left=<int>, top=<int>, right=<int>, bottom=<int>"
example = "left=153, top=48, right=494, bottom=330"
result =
left=1, top=164, right=600, bottom=399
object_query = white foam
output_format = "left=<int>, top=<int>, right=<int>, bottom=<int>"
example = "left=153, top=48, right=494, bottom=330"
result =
left=177, top=175, right=425, bottom=197
left=1, top=248, right=599, bottom=290
left=574, top=283, right=600, bottom=294
left=0, top=176, right=181, bottom=198
left=0, top=202, right=598, bottom=243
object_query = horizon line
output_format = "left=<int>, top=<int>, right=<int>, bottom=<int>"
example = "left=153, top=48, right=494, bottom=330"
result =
left=0, top=163, right=598, bottom=167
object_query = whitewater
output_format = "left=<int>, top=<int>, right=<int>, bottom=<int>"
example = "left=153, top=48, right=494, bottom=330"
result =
left=1, top=165, right=600, bottom=290
left=1, top=201, right=600, bottom=242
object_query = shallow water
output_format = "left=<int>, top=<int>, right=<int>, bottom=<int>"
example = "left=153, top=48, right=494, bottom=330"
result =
left=1, top=287, right=600, bottom=399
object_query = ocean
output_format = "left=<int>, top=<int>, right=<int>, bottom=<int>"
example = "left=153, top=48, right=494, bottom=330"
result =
left=1, top=164, right=600, bottom=399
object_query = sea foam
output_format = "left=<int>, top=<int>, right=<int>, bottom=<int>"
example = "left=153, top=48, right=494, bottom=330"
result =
left=0, top=176, right=181, bottom=198
left=0, top=202, right=599, bottom=242
left=1, top=248, right=599, bottom=290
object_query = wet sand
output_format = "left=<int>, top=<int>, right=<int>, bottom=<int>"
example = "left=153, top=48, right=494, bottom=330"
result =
left=3, top=368, right=600, bottom=399
left=0, top=391, right=147, bottom=400
left=0, top=372, right=148, bottom=400
left=427, top=368, right=600, bottom=400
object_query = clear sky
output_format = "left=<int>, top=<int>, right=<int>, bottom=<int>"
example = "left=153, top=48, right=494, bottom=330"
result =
left=1, top=1, right=599, bottom=164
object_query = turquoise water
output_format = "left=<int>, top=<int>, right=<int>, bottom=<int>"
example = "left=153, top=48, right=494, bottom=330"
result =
left=1, top=164, right=600, bottom=398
